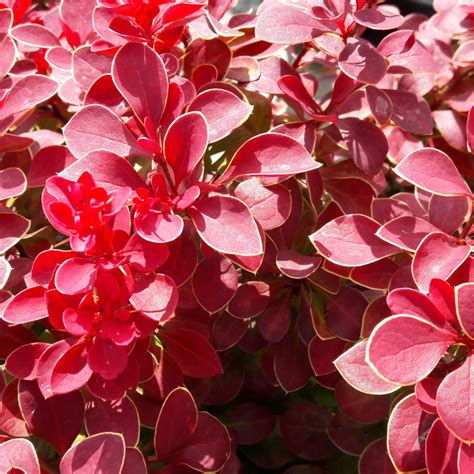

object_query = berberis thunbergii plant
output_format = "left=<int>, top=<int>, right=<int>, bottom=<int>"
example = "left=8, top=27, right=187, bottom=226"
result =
left=0, top=0, right=473, bottom=472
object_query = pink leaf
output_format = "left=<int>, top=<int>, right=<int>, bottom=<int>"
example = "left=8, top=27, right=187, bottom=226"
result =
left=217, top=133, right=320, bottom=185
left=159, top=329, right=223, bottom=378
left=234, top=178, right=292, bottom=231
left=54, top=258, right=97, bottom=295
left=459, top=443, right=474, bottom=473
left=64, top=105, right=143, bottom=159
left=334, top=340, right=401, bottom=395
left=2, top=286, right=47, bottom=324
left=5, top=342, right=48, bottom=380
left=189, top=194, right=263, bottom=256
left=0, top=75, right=59, bottom=121
left=59, top=150, right=146, bottom=192
left=394, top=148, right=471, bottom=196
left=135, top=211, right=184, bottom=244
left=154, top=387, right=198, bottom=460
left=425, top=418, right=460, bottom=474
left=384, top=89, right=433, bottom=135
left=60, top=433, right=126, bottom=474
left=338, top=38, right=387, bottom=85
left=468, top=106, right=474, bottom=152
left=376, top=216, right=440, bottom=251
left=0, top=168, right=26, bottom=200
left=367, top=315, right=455, bottom=385
left=72, top=46, right=113, bottom=90
left=87, top=337, right=128, bottom=379
left=192, top=253, right=238, bottom=313
left=170, top=412, right=230, bottom=471
left=164, top=112, right=208, bottom=186
left=255, top=5, right=324, bottom=44
left=456, top=283, right=474, bottom=339
left=413, top=232, right=470, bottom=293
left=387, top=394, right=435, bottom=472
left=187, top=89, right=253, bottom=142
left=112, top=42, right=168, bottom=128
left=0, top=439, right=40, bottom=474
left=365, top=85, right=392, bottom=125
left=353, top=5, right=404, bottom=30
left=310, top=214, right=398, bottom=267
left=276, top=250, right=321, bottom=280
left=437, top=354, right=474, bottom=442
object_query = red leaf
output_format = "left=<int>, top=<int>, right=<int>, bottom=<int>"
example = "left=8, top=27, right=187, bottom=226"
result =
left=188, top=89, right=253, bottom=142
left=85, top=396, right=140, bottom=447
left=367, top=315, right=455, bottom=385
left=159, top=329, right=223, bottom=378
left=276, top=250, right=321, bottom=279
left=310, top=214, right=398, bottom=267
left=122, top=447, right=147, bottom=474
left=189, top=194, right=263, bottom=256
left=259, top=295, right=292, bottom=343
left=170, top=412, right=231, bottom=471
left=459, top=443, right=474, bottom=473
left=64, top=105, right=143, bottom=159
left=87, top=337, right=128, bottom=379
left=280, top=402, right=334, bottom=461
left=154, top=387, right=198, bottom=460
left=18, top=380, right=84, bottom=455
left=112, top=42, right=168, bottom=128
left=394, top=148, right=471, bottom=196
left=217, top=133, right=320, bottom=185
left=60, top=433, right=126, bottom=474
left=456, top=283, right=474, bottom=339
left=0, top=380, right=29, bottom=437
left=192, top=253, right=238, bottom=313
left=359, top=438, right=396, bottom=474
left=28, top=146, right=76, bottom=188
left=437, top=354, right=474, bottom=442
left=164, top=112, right=208, bottom=186
left=228, top=281, right=270, bottom=319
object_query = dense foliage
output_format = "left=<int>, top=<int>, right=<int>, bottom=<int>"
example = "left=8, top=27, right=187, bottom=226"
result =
left=0, top=0, right=473, bottom=472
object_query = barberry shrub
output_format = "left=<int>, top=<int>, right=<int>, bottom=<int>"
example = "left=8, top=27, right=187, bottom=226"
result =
left=0, top=0, right=473, bottom=472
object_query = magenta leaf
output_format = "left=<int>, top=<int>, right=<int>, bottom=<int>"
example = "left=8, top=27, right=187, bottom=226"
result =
left=54, top=258, right=97, bottom=295
left=0, top=168, right=26, bottom=200
left=5, top=342, right=48, bottom=381
left=425, top=418, right=460, bottom=474
left=112, top=42, right=168, bottom=128
left=60, top=432, right=126, bottom=474
left=367, top=315, right=456, bottom=385
left=189, top=194, right=263, bottom=256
